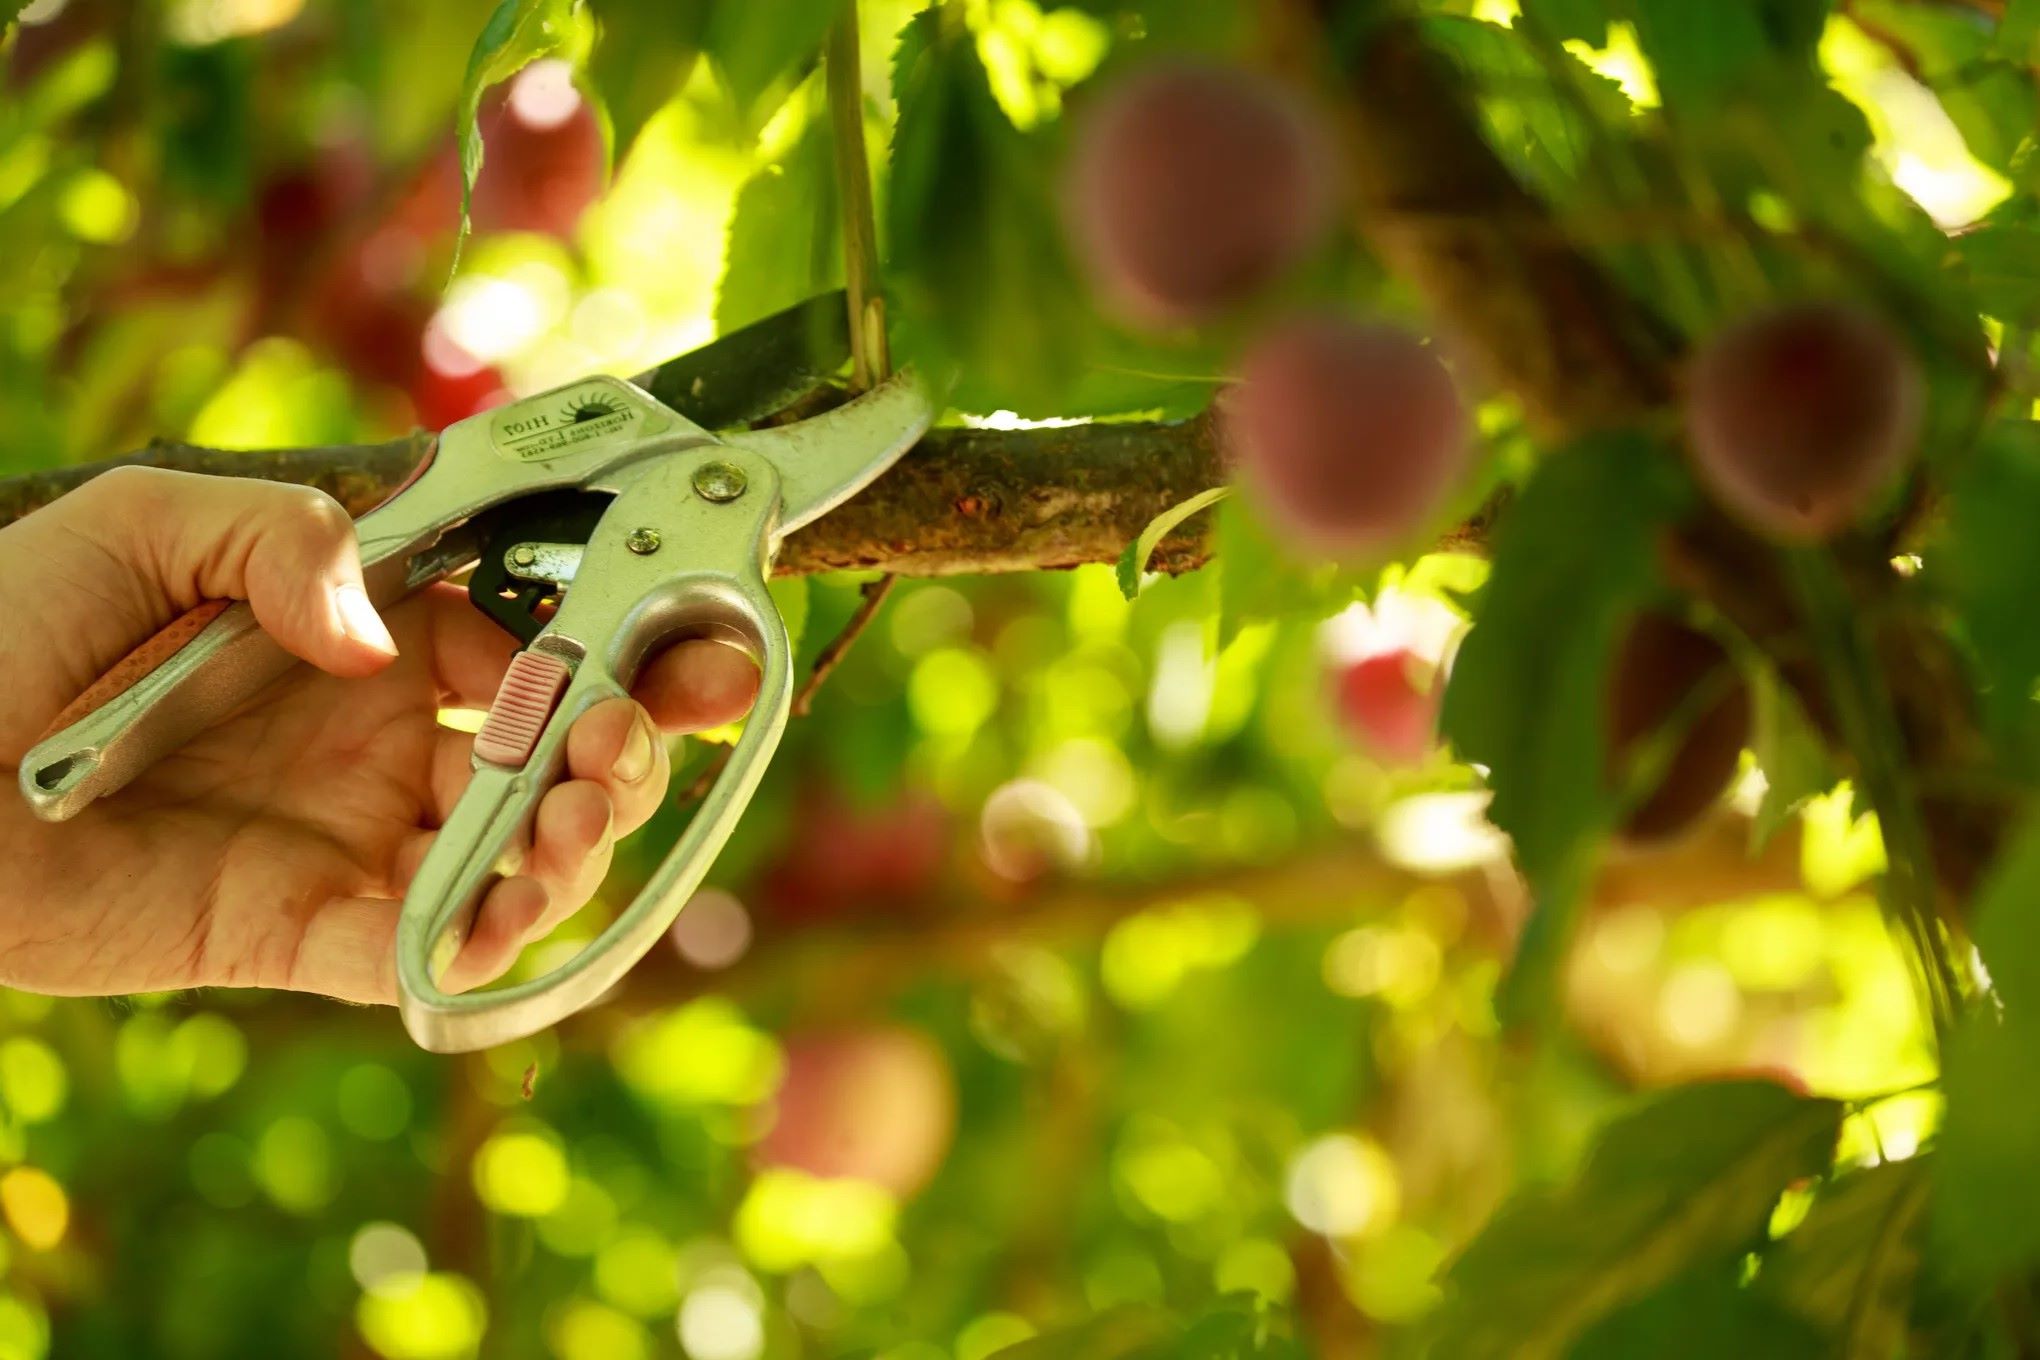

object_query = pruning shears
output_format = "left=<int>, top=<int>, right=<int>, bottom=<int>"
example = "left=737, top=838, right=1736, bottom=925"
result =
left=17, top=295, right=932, bottom=1053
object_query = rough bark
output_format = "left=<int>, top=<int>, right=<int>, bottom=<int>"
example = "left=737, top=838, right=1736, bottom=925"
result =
left=0, top=416, right=1227, bottom=579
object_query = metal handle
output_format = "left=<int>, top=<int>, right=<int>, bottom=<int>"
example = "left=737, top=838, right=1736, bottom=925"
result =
left=16, top=524, right=429, bottom=822
left=395, top=451, right=792, bottom=1052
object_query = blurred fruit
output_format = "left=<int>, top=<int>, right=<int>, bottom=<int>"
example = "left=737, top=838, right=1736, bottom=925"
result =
left=470, top=60, right=604, bottom=239
left=1335, top=648, right=1440, bottom=766
left=253, top=142, right=375, bottom=318
left=1065, top=61, right=1334, bottom=324
left=1224, top=316, right=1470, bottom=558
left=1683, top=300, right=1922, bottom=542
left=759, top=788, right=947, bottom=922
left=1606, top=614, right=1751, bottom=843
left=306, top=247, right=431, bottom=390
left=410, top=358, right=506, bottom=429
left=758, top=1026, right=956, bottom=1197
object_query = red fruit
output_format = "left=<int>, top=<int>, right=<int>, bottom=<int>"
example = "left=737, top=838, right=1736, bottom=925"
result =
left=470, top=61, right=604, bottom=239
left=757, top=1026, right=956, bottom=1197
left=1224, top=317, right=1470, bottom=558
left=410, top=362, right=508, bottom=429
left=1684, top=301, right=1922, bottom=542
left=1606, top=614, right=1752, bottom=843
left=1065, top=61, right=1335, bottom=324
left=758, top=788, right=946, bottom=923
left=1336, top=649, right=1440, bottom=765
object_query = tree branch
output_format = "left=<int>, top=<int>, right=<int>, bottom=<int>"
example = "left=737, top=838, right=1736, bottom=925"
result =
left=0, top=415, right=1227, bottom=578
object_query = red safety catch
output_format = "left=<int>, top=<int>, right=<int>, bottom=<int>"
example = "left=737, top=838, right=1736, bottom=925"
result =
left=474, top=651, right=572, bottom=768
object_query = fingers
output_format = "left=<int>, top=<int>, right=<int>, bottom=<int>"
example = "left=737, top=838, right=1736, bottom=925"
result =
left=564, top=697, right=670, bottom=837
left=77, top=466, right=398, bottom=679
left=634, top=639, right=761, bottom=733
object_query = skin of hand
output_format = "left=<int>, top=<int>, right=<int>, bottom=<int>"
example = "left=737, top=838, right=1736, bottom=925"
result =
left=0, top=467, right=760, bottom=1003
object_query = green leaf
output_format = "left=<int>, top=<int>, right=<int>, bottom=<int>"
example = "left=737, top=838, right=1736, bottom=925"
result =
left=1958, top=223, right=2040, bottom=330
left=2, top=0, right=29, bottom=36
left=702, top=0, right=841, bottom=127
left=1432, top=1080, right=1845, bottom=1360
left=1516, top=0, right=1609, bottom=45
left=1212, top=495, right=1350, bottom=644
left=1570, top=1265, right=1826, bottom=1359
left=1116, top=487, right=1230, bottom=601
left=1764, top=1159, right=1928, bottom=1358
left=1998, top=0, right=2040, bottom=64
left=1749, top=668, right=1835, bottom=850
left=1627, top=0, right=1826, bottom=110
left=585, top=0, right=708, bottom=165
left=1439, top=436, right=1687, bottom=1024
left=1935, top=815, right=2040, bottom=1289
left=887, top=4, right=1090, bottom=415
left=455, top=0, right=578, bottom=273
left=716, top=106, right=843, bottom=333
left=1943, top=419, right=2040, bottom=739
left=768, top=576, right=811, bottom=660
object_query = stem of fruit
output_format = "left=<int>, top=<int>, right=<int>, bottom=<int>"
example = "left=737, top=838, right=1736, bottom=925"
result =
left=1784, top=549, right=1962, bottom=1045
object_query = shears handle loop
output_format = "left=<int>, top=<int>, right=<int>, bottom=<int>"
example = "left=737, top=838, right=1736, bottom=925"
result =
left=395, top=448, right=793, bottom=1052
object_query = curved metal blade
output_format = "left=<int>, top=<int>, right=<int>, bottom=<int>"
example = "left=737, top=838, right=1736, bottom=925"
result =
left=724, top=372, right=935, bottom=537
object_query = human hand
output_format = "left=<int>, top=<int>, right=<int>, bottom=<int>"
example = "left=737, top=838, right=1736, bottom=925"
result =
left=0, top=467, right=759, bottom=1003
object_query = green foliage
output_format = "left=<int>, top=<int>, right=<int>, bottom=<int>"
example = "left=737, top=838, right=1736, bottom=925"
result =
left=1440, top=435, right=1687, bottom=1024
left=702, top=0, right=843, bottom=126
left=1764, top=1159, right=1928, bottom=1356
left=717, top=105, right=844, bottom=331
left=1432, top=1081, right=1843, bottom=1359
left=10, top=0, right=2040, bottom=1353
left=1944, top=420, right=2040, bottom=742
left=1117, top=487, right=1230, bottom=601
left=1936, top=816, right=2040, bottom=1287
left=586, top=0, right=708, bottom=163
left=455, top=0, right=580, bottom=270
left=887, top=5, right=1088, bottom=415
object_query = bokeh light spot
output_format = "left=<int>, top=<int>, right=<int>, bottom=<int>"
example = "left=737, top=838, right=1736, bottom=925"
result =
left=0, top=1167, right=67, bottom=1250
left=1285, top=1134, right=1399, bottom=1240
left=0, top=1039, right=66, bottom=1124
left=471, top=1127, right=569, bottom=1218
left=355, top=1273, right=487, bottom=1360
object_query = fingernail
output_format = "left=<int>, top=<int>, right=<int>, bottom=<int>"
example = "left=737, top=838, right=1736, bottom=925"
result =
left=333, top=583, right=398, bottom=657
left=612, top=713, right=655, bottom=783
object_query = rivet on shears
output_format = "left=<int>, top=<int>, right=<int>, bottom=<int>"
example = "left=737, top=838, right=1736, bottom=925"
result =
left=625, top=527, right=662, bottom=555
left=692, top=461, right=748, bottom=503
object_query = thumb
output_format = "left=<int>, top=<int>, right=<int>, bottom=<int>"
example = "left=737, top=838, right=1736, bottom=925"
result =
left=83, top=466, right=399, bottom=678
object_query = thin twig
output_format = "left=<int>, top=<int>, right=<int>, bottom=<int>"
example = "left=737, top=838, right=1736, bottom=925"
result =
left=793, top=575, right=896, bottom=718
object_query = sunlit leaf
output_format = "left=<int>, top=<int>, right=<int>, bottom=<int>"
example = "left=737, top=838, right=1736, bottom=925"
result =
left=1431, top=1080, right=1842, bottom=1360
left=1749, top=668, right=1835, bottom=850
left=585, top=0, right=709, bottom=164
left=456, top=0, right=578, bottom=273
left=1116, top=486, right=1229, bottom=601
left=716, top=107, right=842, bottom=332
left=887, top=4, right=1090, bottom=415
left=702, top=0, right=842, bottom=126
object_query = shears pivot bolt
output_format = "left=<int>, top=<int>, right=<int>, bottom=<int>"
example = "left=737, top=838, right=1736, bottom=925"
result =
left=510, top=545, right=537, bottom=568
left=692, top=461, right=748, bottom=503
left=625, top=527, right=662, bottom=555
